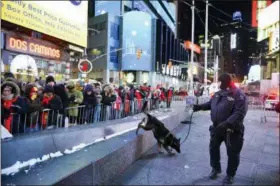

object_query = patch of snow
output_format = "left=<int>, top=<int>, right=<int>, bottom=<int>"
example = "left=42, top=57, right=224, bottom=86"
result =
left=64, top=143, right=86, bottom=154
left=2, top=151, right=63, bottom=176
left=50, top=151, right=63, bottom=158
left=1, top=112, right=173, bottom=176
left=184, top=165, right=190, bottom=169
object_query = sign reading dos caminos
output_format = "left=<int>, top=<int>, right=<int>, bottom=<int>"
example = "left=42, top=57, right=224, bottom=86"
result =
left=1, top=1, right=88, bottom=47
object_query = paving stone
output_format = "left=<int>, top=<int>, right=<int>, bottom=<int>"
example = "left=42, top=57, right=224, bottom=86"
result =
left=259, top=153, right=279, bottom=169
left=253, top=165, right=280, bottom=186
left=111, top=111, right=279, bottom=185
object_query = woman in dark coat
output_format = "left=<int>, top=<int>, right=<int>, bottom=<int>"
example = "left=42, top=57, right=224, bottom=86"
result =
left=80, top=84, right=97, bottom=124
left=41, top=85, right=63, bottom=129
left=1, top=81, right=28, bottom=134
left=24, top=83, right=43, bottom=132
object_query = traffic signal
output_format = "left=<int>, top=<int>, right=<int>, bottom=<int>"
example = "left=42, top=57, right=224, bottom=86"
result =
left=136, top=49, right=142, bottom=59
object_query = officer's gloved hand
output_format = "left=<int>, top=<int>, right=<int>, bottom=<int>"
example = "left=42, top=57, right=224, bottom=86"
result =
left=216, top=121, right=230, bottom=134
left=193, top=105, right=201, bottom=112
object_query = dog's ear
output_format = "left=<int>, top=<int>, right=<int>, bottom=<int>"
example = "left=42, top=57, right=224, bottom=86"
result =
left=178, top=138, right=181, bottom=142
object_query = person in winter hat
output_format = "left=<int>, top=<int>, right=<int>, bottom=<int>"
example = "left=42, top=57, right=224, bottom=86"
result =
left=45, top=76, right=56, bottom=86
left=41, top=85, right=63, bottom=129
left=101, top=85, right=116, bottom=121
left=82, top=84, right=97, bottom=123
left=24, top=83, right=42, bottom=132
left=45, top=75, right=69, bottom=126
left=93, top=85, right=102, bottom=123
left=1, top=81, right=28, bottom=134
left=66, top=81, right=83, bottom=125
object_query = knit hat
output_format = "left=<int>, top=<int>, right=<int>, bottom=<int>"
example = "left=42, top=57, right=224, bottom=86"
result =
left=66, top=81, right=75, bottom=89
left=84, top=84, right=94, bottom=92
left=43, top=85, right=54, bottom=93
left=46, top=76, right=55, bottom=85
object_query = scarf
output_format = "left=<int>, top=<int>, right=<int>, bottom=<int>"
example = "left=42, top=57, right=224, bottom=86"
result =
left=2, top=97, right=18, bottom=132
left=41, top=95, right=54, bottom=128
left=1, top=94, right=14, bottom=100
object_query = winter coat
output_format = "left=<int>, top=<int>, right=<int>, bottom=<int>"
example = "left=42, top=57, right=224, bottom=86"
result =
left=24, top=83, right=43, bottom=128
left=67, top=88, right=83, bottom=117
left=54, top=84, right=69, bottom=110
left=94, top=88, right=102, bottom=105
left=166, top=89, right=173, bottom=102
left=159, top=89, right=166, bottom=101
left=1, top=81, right=28, bottom=134
left=82, top=93, right=97, bottom=109
left=101, top=91, right=117, bottom=106
left=135, top=90, right=143, bottom=109
left=113, top=93, right=122, bottom=111
left=41, top=94, right=63, bottom=128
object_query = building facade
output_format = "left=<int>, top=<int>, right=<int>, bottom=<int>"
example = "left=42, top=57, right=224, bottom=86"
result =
left=1, top=1, right=88, bottom=82
left=87, top=0, right=189, bottom=87
left=219, top=18, right=258, bottom=82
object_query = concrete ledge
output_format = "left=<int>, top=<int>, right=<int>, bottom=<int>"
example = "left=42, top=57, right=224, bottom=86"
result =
left=2, top=111, right=164, bottom=169
left=1, top=109, right=187, bottom=185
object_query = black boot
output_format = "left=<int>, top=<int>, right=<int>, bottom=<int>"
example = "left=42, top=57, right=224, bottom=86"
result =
left=209, top=169, right=221, bottom=180
left=222, top=175, right=234, bottom=185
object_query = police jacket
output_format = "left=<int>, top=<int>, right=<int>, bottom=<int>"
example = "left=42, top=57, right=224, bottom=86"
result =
left=200, top=87, right=248, bottom=128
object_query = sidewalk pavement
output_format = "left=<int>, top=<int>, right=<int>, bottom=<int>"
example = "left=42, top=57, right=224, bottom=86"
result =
left=110, top=110, right=279, bottom=185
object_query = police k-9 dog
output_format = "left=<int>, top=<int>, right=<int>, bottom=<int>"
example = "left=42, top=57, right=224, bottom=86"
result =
left=136, top=101, right=181, bottom=154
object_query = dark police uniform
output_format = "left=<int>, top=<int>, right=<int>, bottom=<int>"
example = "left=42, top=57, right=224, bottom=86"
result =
left=199, top=86, right=248, bottom=177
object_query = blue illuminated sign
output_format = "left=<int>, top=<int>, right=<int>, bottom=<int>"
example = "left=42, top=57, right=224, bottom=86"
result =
left=122, top=11, right=153, bottom=71
left=70, top=0, right=81, bottom=6
left=233, top=11, right=242, bottom=21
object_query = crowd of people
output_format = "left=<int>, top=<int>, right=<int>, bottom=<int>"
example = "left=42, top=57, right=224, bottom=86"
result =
left=1, top=72, right=189, bottom=134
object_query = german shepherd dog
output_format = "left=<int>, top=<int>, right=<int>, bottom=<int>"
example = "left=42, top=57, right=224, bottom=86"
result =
left=136, top=101, right=181, bottom=154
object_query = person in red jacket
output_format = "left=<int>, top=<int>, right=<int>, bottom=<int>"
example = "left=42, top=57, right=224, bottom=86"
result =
left=166, top=87, right=174, bottom=108
left=134, top=88, right=143, bottom=112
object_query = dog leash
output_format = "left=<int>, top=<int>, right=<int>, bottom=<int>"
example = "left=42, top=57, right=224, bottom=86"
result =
left=180, top=111, right=194, bottom=145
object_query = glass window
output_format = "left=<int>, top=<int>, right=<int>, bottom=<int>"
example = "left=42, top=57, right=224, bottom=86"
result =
left=110, top=46, right=118, bottom=63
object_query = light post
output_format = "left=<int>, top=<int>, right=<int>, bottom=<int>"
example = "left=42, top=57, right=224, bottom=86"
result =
left=204, top=0, right=209, bottom=87
left=189, top=0, right=195, bottom=96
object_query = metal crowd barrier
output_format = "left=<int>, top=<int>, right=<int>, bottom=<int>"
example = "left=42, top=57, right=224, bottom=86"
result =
left=2, top=96, right=190, bottom=135
left=261, top=106, right=279, bottom=123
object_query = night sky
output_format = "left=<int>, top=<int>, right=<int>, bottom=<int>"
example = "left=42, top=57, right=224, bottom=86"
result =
left=178, top=0, right=252, bottom=41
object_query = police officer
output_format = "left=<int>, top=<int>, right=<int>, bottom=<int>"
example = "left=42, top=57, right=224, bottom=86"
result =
left=193, top=73, right=248, bottom=185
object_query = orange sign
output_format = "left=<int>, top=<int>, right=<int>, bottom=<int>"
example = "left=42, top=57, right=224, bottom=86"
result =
left=184, top=41, right=201, bottom=54
left=6, top=35, right=61, bottom=59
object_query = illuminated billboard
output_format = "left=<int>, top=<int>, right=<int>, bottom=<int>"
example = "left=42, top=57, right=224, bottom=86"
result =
left=1, top=1, right=88, bottom=47
left=122, top=11, right=153, bottom=71
left=257, top=1, right=280, bottom=42
left=230, top=33, right=237, bottom=49
left=251, top=0, right=271, bottom=27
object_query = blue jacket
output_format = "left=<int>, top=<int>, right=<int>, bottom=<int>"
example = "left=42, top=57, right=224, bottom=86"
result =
left=200, top=87, right=248, bottom=128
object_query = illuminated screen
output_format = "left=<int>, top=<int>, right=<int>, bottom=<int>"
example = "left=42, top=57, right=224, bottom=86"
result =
left=1, top=1, right=88, bottom=47
left=122, top=11, right=153, bottom=71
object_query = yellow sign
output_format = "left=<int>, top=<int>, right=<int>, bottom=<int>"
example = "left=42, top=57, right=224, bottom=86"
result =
left=1, top=1, right=88, bottom=47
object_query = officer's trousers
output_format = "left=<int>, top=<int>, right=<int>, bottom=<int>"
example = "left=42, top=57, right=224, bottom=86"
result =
left=209, top=127, right=244, bottom=177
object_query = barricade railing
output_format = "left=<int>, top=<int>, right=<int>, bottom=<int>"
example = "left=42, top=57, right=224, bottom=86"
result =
left=1, top=96, right=205, bottom=135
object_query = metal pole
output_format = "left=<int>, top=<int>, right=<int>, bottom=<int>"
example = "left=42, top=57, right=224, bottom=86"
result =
left=204, top=0, right=209, bottom=87
left=190, top=0, right=195, bottom=96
